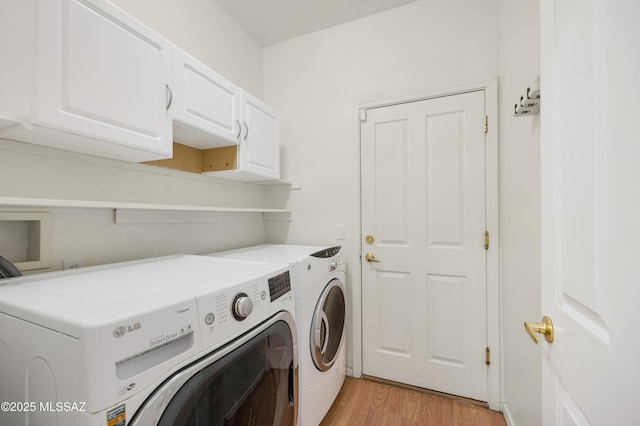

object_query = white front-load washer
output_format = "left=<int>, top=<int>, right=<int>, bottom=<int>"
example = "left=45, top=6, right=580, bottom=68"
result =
left=0, top=254, right=298, bottom=426
left=211, top=244, right=347, bottom=426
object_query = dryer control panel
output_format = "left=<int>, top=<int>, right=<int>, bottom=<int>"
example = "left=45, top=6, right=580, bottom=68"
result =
left=309, top=246, right=344, bottom=273
left=310, top=246, right=341, bottom=259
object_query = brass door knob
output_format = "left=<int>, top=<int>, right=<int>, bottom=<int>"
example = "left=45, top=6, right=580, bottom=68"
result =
left=524, top=316, right=554, bottom=344
left=364, top=253, right=380, bottom=263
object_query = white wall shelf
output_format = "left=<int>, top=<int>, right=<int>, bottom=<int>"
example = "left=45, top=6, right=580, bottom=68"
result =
left=253, top=179, right=302, bottom=190
left=0, top=197, right=290, bottom=214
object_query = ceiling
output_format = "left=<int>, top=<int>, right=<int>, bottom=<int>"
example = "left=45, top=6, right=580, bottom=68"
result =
left=216, top=0, right=420, bottom=46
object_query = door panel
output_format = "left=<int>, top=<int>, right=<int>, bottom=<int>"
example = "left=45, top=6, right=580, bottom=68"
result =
left=378, top=271, right=411, bottom=355
left=361, top=91, right=487, bottom=401
left=375, top=119, right=409, bottom=244
left=427, top=112, right=464, bottom=246
left=541, top=0, right=640, bottom=423
left=427, top=274, right=464, bottom=365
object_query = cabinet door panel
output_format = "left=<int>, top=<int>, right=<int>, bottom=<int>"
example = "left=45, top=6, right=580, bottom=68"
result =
left=239, top=91, right=279, bottom=180
left=36, top=0, right=172, bottom=156
left=172, top=48, right=240, bottom=148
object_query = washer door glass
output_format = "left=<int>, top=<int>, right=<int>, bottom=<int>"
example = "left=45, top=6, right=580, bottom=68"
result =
left=158, top=319, right=296, bottom=426
left=310, top=278, right=346, bottom=372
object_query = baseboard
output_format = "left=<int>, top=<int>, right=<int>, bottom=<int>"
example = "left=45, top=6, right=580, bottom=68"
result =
left=502, top=403, right=516, bottom=426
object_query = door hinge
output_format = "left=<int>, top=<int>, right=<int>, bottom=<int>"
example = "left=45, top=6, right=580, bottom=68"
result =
left=359, top=109, right=367, bottom=122
left=486, top=347, right=491, bottom=365
left=484, top=230, right=490, bottom=250
left=483, top=115, right=488, bottom=133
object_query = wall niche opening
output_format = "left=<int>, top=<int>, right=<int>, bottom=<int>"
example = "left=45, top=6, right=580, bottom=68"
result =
left=0, top=212, right=51, bottom=271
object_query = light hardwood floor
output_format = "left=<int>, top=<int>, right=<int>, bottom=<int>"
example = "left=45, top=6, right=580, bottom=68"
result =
left=320, top=377, right=506, bottom=426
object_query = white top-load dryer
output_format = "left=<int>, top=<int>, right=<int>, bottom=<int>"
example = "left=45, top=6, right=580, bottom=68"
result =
left=0, top=254, right=298, bottom=426
left=211, top=244, right=346, bottom=426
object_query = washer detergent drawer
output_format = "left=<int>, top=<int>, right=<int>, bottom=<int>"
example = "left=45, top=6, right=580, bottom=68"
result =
left=78, top=294, right=200, bottom=413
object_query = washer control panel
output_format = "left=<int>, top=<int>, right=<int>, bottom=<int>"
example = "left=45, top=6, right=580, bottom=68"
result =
left=197, top=267, right=293, bottom=352
left=268, top=271, right=292, bottom=301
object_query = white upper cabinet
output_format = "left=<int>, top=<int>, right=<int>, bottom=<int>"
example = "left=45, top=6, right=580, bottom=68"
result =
left=0, top=0, right=280, bottom=179
left=38, top=0, right=173, bottom=158
left=238, top=90, right=280, bottom=180
left=204, top=90, right=280, bottom=181
left=0, top=0, right=173, bottom=162
left=172, top=47, right=241, bottom=149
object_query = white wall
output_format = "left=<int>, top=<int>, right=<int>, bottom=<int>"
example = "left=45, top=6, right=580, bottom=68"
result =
left=0, top=1, right=543, bottom=422
left=0, top=0, right=268, bottom=273
left=0, top=205, right=265, bottom=271
left=0, top=140, right=270, bottom=276
left=263, top=0, right=499, bottom=392
left=497, top=1, right=541, bottom=424
left=0, top=140, right=267, bottom=208
left=264, top=0, right=541, bottom=423
left=264, top=0, right=499, bottom=245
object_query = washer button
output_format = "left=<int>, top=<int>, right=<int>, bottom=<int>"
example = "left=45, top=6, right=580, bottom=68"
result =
left=204, top=313, right=215, bottom=325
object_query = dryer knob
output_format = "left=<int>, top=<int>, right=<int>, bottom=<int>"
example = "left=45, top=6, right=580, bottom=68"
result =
left=232, top=293, right=253, bottom=320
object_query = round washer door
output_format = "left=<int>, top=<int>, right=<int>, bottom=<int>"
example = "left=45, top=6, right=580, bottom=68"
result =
left=310, top=278, right=346, bottom=372
left=129, top=312, right=298, bottom=426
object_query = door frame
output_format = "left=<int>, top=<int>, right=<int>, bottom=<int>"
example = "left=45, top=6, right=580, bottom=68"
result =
left=351, top=78, right=500, bottom=410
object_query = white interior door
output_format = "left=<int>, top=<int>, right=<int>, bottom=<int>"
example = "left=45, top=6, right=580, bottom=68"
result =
left=360, top=91, right=488, bottom=401
left=540, top=1, right=640, bottom=424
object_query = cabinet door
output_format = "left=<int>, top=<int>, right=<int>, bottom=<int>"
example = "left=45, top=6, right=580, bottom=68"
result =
left=36, top=0, right=172, bottom=158
left=172, top=47, right=240, bottom=149
left=238, top=90, right=280, bottom=180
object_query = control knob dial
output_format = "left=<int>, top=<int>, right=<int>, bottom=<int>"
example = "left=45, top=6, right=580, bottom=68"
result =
left=232, top=293, right=253, bottom=320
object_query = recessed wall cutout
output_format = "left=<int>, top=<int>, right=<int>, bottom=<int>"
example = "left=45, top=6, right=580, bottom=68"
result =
left=0, top=212, right=51, bottom=271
